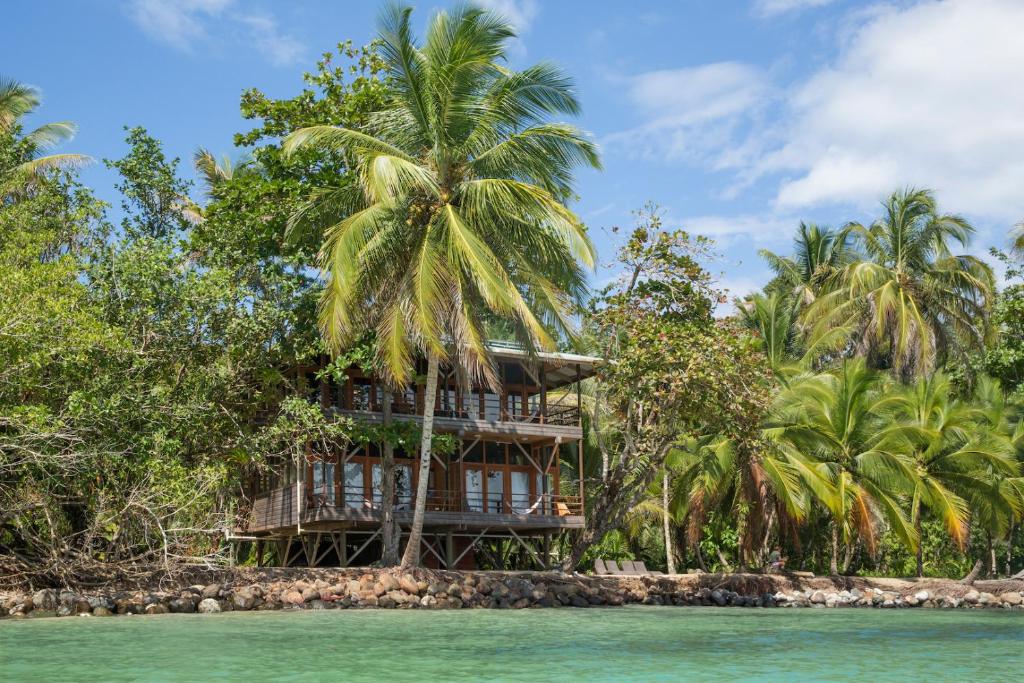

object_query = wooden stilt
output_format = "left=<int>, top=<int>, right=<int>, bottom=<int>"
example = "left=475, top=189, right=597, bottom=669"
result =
left=445, top=531, right=455, bottom=569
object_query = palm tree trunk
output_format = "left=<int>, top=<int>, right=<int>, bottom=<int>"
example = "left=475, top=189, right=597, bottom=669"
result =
left=379, top=388, right=400, bottom=566
left=662, top=471, right=676, bottom=575
left=1006, top=524, right=1015, bottom=577
left=961, top=558, right=983, bottom=585
left=912, top=497, right=923, bottom=578
left=987, top=531, right=995, bottom=578
left=400, top=353, right=439, bottom=569
left=829, top=523, right=840, bottom=575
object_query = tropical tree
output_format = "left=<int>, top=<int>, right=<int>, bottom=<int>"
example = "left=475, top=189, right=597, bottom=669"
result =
left=0, top=78, right=89, bottom=197
left=283, top=4, right=600, bottom=567
left=890, top=371, right=1018, bottom=576
left=806, top=188, right=994, bottom=382
left=759, top=222, right=854, bottom=305
left=768, top=360, right=919, bottom=574
left=738, top=291, right=801, bottom=377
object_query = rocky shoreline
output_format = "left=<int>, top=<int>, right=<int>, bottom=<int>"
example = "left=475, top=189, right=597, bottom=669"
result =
left=3, top=569, right=1023, bottom=619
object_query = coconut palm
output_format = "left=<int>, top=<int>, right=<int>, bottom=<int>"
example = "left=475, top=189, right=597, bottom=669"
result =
left=890, top=372, right=1018, bottom=576
left=0, top=78, right=89, bottom=196
left=193, top=147, right=259, bottom=196
left=806, top=188, right=994, bottom=381
left=738, top=291, right=801, bottom=377
left=282, top=4, right=599, bottom=567
left=767, top=360, right=919, bottom=573
left=666, top=433, right=806, bottom=570
left=759, top=222, right=855, bottom=306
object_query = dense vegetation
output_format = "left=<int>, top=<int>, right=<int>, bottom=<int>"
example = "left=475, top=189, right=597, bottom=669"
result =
left=2, top=4, right=1023, bottom=585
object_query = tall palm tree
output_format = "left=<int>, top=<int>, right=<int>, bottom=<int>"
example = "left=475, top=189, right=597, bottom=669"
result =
left=193, top=148, right=259, bottom=197
left=283, top=4, right=599, bottom=567
left=890, top=371, right=1018, bottom=576
left=767, top=360, right=919, bottom=573
left=738, top=291, right=801, bottom=378
left=667, top=434, right=806, bottom=570
left=806, top=188, right=994, bottom=381
left=0, top=78, right=89, bottom=196
left=759, top=222, right=854, bottom=306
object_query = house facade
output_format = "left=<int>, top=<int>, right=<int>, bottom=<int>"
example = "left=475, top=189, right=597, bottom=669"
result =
left=235, top=344, right=598, bottom=570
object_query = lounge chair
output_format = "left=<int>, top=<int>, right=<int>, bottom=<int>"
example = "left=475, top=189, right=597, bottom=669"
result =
left=593, top=559, right=611, bottom=575
left=633, top=560, right=665, bottom=576
left=616, top=560, right=642, bottom=576
left=605, top=560, right=628, bottom=575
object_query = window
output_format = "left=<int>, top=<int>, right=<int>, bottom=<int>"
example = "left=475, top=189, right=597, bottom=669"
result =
left=344, top=462, right=365, bottom=509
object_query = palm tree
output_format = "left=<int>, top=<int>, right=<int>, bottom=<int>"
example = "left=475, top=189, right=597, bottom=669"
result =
left=667, top=434, right=806, bottom=571
left=738, top=291, right=801, bottom=378
left=759, top=222, right=855, bottom=305
left=806, top=188, right=994, bottom=381
left=890, top=372, right=1018, bottom=576
left=768, top=360, right=919, bottom=573
left=1, top=78, right=89, bottom=197
left=193, top=148, right=259, bottom=196
left=282, top=4, right=599, bottom=567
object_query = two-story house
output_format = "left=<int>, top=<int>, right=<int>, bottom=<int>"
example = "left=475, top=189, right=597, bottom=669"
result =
left=236, top=343, right=598, bottom=570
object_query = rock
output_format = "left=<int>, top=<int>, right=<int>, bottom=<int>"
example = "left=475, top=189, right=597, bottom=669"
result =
left=905, top=595, right=919, bottom=607
left=710, top=590, right=727, bottom=606
left=809, top=591, right=827, bottom=604
left=168, top=598, right=196, bottom=614
left=964, top=589, right=980, bottom=604
left=198, top=598, right=221, bottom=614
left=32, top=589, right=57, bottom=612
left=92, top=607, right=114, bottom=617
left=914, top=590, right=930, bottom=602
left=978, top=592, right=996, bottom=605
left=201, top=584, right=221, bottom=599
left=282, top=591, right=305, bottom=606
left=144, top=603, right=168, bottom=615
left=398, top=574, right=420, bottom=595
left=569, top=595, right=590, bottom=608
left=420, top=595, right=437, bottom=608
left=379, top=574, right=401, bottom=593
left=232, top=587, right=259, bottom=611
left=301, top=587, right=320, bottom=602
left=999, top=592, right=1022, bottom=606
left=88, top=596, right=116, bottom=612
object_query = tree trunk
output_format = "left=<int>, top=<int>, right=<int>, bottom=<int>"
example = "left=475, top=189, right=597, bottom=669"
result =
left=1006, top=524, right=1015, bottom=578
left=912, top=496, right=923, bottom=578
left=662, top=471, right=676, bottom=575
left=961, top=558, right=983, bottom=585
left=379, top=388, right=400, bottom=566
left=987, top=531, right=995, bottom=578
left=829, top=523, right=840, bottom=576
left=400, top=353, right=439, bottom=569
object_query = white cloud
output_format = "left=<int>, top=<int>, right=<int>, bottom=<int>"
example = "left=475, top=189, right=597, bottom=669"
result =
left=473, top=0, right=539, bottom=33
left=603, top=62, right=770, bottom=163
left=125, top=0, right=303, bottom=66
left=763, top=0, right=1024, bottom=221
left=754, top=0, right=836, bottom=17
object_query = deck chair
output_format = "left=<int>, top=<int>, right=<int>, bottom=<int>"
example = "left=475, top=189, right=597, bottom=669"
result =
left=618, top=560, right=643, bottom=576
left=593, top=559, right=611, bottom=575
left=633, top=560, right=665, bottom=576
left=605, top=560, right=628, bottom=575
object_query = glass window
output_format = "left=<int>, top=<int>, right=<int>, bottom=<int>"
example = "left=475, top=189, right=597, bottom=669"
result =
left=536, top=472, right=553, bottom=515
left=487, top=470, right=504, bottom=513
left=465, top=469, right=484, bottom=512
left=312, top=461, right=335, bottom=505
left=463, top=441, right=484, bottom=463
left=344, top=462, right=364, bottom=509
left=484, top=442, right=506, bottom=466
left=510, top=471, right=530, bottom=514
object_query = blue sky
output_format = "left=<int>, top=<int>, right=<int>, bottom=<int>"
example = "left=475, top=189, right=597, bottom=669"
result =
left=7, top=0, right=1024, bottom=303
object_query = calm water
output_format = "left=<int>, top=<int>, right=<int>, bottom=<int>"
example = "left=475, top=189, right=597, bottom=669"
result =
left=1, top=607, right=1021, bottom=682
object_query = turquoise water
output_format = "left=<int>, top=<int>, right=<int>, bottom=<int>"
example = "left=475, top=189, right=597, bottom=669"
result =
left=1, top=607, right=1021, bottom=682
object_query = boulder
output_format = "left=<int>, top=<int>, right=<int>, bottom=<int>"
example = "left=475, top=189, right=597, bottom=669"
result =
left=379, top=574, right=401, bottom=593
left=92, top=606, right=114, bottom=617
left=32, top=589, right=57, bottom=612
left=999, top=592, right=1022, bottom=606
left=809, top=591, right=827, bottom=605
left=964, top=589, right=980, bottom=604
left=168, top=598, right=196, bottom=614
left=914, top=590, right=930, bottom=602
left=201, top=584, right=221, bottom=599
left=398, top=574, right=420, bottom=595
left=282, top=591, right=305, bottom=606
left=232, top=587, right=260, bottom=611
left=198, top=598, right=221, bottom=614
left=301, top=587, right=320, bottom=602
left=144, top=603, right=168, bottom=615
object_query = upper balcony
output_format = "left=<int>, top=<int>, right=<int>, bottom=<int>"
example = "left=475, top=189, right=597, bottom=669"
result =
left=297, top=344, right=600, bottom=443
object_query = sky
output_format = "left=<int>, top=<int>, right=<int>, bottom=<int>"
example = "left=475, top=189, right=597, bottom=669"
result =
left=6, top=0, right=1024, bottom=305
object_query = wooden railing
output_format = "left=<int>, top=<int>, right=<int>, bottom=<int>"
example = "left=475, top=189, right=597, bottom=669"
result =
left=306, top=487, right=583, bottom=518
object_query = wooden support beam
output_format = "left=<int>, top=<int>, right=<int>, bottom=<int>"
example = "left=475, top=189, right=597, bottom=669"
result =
left=446, top=531, right=454, bottom=569
left=348, top=529, right=382, bottom=566
left=452, top=527, right=490, bottom=566
left=508, top=528, right=544, bottom=569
